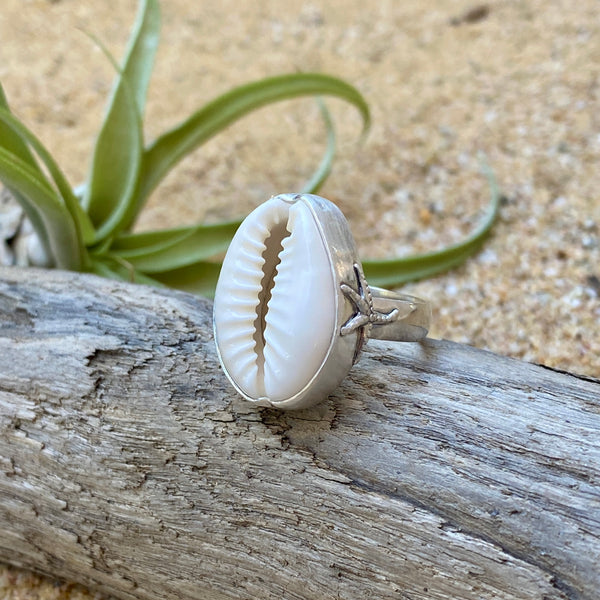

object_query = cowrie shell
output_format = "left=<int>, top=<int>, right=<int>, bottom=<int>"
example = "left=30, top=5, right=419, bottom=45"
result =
left=214, top=194, right=360, bottom=409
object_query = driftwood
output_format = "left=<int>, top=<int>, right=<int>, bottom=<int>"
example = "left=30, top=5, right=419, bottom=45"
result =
left=0, top=266, right=598, bottom=600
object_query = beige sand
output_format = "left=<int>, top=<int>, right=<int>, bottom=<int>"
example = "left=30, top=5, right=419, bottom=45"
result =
left=1, top=1, right=599, bottom=597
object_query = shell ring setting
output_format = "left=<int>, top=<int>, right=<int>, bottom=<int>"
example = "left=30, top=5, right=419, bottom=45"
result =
left=213, top=193, right=431, bottom=410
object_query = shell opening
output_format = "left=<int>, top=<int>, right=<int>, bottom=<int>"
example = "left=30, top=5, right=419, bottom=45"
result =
left=253, top=219, right=291, bottom=385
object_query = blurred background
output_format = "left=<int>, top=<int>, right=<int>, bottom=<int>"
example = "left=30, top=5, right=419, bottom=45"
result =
left=1, top=0, right=599, bottom=596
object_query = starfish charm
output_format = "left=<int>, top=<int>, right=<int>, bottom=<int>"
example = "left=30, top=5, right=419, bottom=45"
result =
left=340, top=264, right=399, bottom=337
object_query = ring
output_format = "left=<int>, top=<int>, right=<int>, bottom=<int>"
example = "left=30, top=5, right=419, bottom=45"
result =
left=213, top=193, right=431, bottom=410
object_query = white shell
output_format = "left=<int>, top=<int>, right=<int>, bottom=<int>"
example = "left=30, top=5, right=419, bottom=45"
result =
left=214, top=194, right=359, bottom=409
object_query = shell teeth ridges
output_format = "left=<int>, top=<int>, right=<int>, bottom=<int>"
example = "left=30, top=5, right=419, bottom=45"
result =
left=235, top=263, right=264, bottom=281
left=223, top=314, right=259, bottom=324
left=244, top=235, right=267, bottom=252
left=264, top=296, right=286, bottom=312
left=239, top=365, right=259, bottom=389
left=275, top=238, right=294, bottom=267
left=230, top=281, right=262, bottom=293
left=218, top=326, right=255, bottom=343
left=251, top=220, right=271, bottom=240
left=227, top=338, right=257, bottom=359
left=239, top=242, right=266, bottom=261
left=270, top=272, right=292, bottom=286
left=263, top=330, right=288, bottom=364
left=225, top=298, right=258, bottom=310
left=279, top=242, right=293, bottom=256
left=264, top=300, right=288, bottom=321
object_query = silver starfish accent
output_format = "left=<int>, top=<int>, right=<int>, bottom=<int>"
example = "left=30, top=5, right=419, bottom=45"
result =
left=340, top=264, right=399, bottom=337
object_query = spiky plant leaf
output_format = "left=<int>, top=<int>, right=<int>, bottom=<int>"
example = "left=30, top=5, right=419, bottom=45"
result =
left=150, top=261, right=222, bottom=297
left=0, top=83, right=53, bottom=257
left=0, top=107, right=93, bottom=251
left=137, top=73, right=370, bottom=211
left=110, top=220, right=240, bottom=273
left=300, top=98, right=336, bottom=195
left=84, top=0, right=160, bottom=237
left=0, top=148, right=81, bottom=269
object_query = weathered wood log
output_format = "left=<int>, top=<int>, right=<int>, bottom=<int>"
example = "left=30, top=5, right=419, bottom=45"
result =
left=0, top=266, right=598, bottom=600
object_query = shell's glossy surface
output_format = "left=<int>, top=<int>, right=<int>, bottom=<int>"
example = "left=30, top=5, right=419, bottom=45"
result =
left=214, top=195, right=337, bottom=405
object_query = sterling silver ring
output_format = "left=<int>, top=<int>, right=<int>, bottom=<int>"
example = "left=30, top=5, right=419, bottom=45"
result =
left=213, top=193, right=431, bottom=410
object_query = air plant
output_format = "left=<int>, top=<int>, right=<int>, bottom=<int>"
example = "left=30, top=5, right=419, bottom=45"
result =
left=0, top=0, right=498, bottom=297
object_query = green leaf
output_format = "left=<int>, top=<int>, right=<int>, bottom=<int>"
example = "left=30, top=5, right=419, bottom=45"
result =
left=301, top=98, right=336, bottom=195
left=0, top=83, right=53, bottom=257
left=118, top=0, right=161, bottom=117
left=89, top=256, right=165, bottom=287
left=150, top=261, right=222, bottom=298
left=138, top=73, right=370, bottom=206
left=0, top=147, right=82, bottom=270
left=0, top=83, right=43, bottom=173
left=110, top=220, right=240, bottom=273
left=363, top=161, right=500, bottom=287
left=0, top=107, right=94, bottom=254
left=109, top=227, right=191, bottom=254
left=84, top=0, right=160, bottom=239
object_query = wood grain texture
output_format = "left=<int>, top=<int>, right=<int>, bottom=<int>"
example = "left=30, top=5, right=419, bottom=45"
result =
left=0, top=266, right=598, bottom=600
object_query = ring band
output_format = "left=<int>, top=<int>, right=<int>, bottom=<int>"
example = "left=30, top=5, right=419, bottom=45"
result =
left=369, top=288, right=431, bottom=342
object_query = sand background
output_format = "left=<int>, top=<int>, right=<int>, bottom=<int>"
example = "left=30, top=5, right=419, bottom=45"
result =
left=1, top=0, right=599, bottom=597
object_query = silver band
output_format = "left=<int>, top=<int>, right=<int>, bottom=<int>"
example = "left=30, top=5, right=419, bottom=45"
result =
left=369, top=287, right=431, bottom=342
